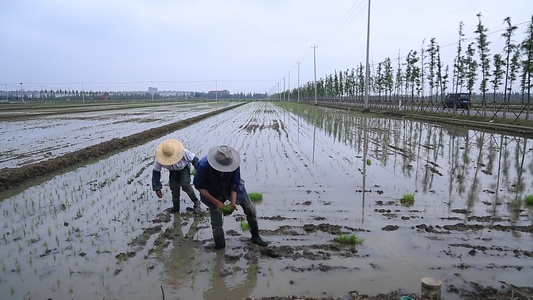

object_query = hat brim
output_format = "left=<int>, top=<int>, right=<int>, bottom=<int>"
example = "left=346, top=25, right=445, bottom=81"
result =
left=155, top=139, right=185, bottom=165
left=207, top=146, right=240, bottom=172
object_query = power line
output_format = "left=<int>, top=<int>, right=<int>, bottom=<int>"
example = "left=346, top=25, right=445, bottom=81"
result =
left=280, top=0, right=367, bottom=88
left=315, top=0, right=367, bottom=46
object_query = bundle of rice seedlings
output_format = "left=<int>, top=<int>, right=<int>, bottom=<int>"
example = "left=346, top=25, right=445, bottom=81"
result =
left=240, top=220, right=250, bottom=231
left=248, top=193, right=263, bottom=202
left=400, top=193, right=415, bottom=206
left=219, top=202, right=234, bottom=216
left=335, top=234, right=364, bottom=245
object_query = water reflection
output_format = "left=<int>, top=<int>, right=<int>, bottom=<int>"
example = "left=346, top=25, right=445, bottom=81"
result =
left=276, top=102, right=533, bottom=218
left=158, top=215, right=258, bottom=300
left=159, top=215, right=203, bottom=291
left=362, top=116, right=368, bottom=223
left=202, top=250, right=258, bottom=300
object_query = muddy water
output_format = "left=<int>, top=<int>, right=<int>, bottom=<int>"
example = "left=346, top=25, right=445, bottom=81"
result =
left=0, top=101, right=531, bottom=300
left=0, top=101, right=234, bottom=169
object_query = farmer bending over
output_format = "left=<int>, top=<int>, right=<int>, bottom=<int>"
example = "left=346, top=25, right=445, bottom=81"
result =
left=152, top=139, right=201, bottom=215
left=193, top=145, right=268, bottom=249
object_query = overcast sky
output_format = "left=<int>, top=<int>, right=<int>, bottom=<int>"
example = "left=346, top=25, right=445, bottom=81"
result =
left=1, top=0, right=531, bottom=94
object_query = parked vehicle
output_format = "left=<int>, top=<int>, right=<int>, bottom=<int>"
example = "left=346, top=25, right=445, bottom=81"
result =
left=442, top=93, right=470, bottom=109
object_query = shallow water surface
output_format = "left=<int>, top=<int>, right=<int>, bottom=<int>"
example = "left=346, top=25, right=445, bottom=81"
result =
left=0, top=102, right=531, bottom=299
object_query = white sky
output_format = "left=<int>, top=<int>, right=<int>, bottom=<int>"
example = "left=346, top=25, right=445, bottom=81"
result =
left=1, top=0, right=531, bottom=94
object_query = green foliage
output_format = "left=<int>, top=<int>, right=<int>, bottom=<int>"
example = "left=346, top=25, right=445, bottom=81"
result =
left=248, top=193, right=263, bottom=202
left=240, top=220, right=250, bottom=231
left=525, top=195, right=533, bottom=205
left=400, top=193, right=415, bottom=206
left=335, top=234, right=364, bottom=245
left=270, top=13, right=533, bottom=116
left=219, top=203, right=234, bottom=216
left=475, top=12, right=491, bottom=100
left=366, top=159, right=372, bottom=166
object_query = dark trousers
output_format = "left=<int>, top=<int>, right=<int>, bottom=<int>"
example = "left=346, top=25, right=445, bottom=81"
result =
left=206, top=183, right=260, bottom=249
left=169, top=167, right=199, bottom=210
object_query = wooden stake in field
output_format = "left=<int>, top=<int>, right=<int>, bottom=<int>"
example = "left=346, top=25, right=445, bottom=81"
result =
left=421, top=277, right=442, bottom=300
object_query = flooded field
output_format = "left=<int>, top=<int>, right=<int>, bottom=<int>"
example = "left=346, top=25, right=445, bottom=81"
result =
left=0, top=101, right=531, bottom=300
left=0, top=101, right=235, bottom=169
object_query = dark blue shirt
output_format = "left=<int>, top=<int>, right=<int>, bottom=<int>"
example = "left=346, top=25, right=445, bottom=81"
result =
left=193, top=156, right=242, bottom=207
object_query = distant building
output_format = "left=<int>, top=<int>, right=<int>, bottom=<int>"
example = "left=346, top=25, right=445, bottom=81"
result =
left=207, top=90, right=230, bottom=98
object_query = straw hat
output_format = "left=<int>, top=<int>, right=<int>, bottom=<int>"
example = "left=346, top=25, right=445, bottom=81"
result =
left=155, top=139, right=185, bottom=166
left=207, top=145, right=240, bottom=172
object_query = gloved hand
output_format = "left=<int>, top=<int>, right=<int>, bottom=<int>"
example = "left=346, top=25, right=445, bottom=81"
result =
left=155, top=190, right=163, bottom=198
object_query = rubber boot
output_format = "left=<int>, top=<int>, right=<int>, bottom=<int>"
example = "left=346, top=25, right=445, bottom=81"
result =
left=214, top=232, right=226, bottom=249
left=171, top=198, right=180, bottom=213
left=248, top=220, right=268, bottom=246
left=191, top=196, right=202, bottom=215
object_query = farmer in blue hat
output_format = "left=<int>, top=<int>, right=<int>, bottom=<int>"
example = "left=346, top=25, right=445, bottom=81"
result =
left=193, top=145, right=268, bottom=249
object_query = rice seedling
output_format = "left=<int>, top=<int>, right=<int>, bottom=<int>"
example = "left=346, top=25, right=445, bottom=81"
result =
left=525, top=195, right=533, bottom=205
left=219, top=202, right=234, bottom=216
left=14, top=259, right=21, bottom=274
left=335, top=233, right=365, bottom=245
left=248, top=193, right=263, bottom=202
left=240, top=220, right=250, bottom=231
left=366, top=158, right=371, bottom=166
left=400, top=193, right=415, bottom=206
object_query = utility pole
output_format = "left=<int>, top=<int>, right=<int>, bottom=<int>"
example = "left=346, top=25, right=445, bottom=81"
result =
left=5, top=84, right=8, bottom=102
left=283, top=77, right=287, bottom=101
left=278, top=81, right=281, bottom=100
left=297, top=62, right=301, bottom=103
left=312, top=45, right=318, bottom=105
left=288, top=71, right=291, bottom=101
left=215, top=80, right=218, bottom=101
left=81, top=82, right=85, bottom=102
left=151, top=81, right=154, bottom=101
left=20, top=83, right=23, bottom=102
left=363, top=0, right=371, bottom=111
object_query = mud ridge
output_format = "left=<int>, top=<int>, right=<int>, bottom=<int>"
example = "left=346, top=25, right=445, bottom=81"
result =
left=0, top=103, right=245, bottom=191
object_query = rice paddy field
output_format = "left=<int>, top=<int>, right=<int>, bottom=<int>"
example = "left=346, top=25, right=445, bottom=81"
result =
left=0, top=101, right=531, bottom=300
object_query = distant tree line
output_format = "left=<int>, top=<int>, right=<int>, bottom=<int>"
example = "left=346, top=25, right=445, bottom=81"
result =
left=276, top=14, right=533, bottom=109
left=0, top=89, right=268, bottom=102
left=193, top=91, right=268, bottom=100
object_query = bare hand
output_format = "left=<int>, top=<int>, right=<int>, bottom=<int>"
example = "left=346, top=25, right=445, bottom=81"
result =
left=215, top=200, right=225, bottom=210
left=155, top=190, right=163, bottom=198
left=230, top=199, right=237, bottom=211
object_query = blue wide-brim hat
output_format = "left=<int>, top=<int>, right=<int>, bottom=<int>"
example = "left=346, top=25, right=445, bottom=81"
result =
left=207, top=145, right=240, bottom=172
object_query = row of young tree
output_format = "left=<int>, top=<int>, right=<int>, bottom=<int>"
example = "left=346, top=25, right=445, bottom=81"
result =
left=1, top=90, right=268, bottom=101
left=1, top=90, right=112, bottom=101
left=278, top=14, right=533, bottom=108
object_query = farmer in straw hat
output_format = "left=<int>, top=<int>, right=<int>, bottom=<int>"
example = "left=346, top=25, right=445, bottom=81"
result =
left=152, top=139, right=202, bottom=215
left=193, top=145, right=268, bottom=249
